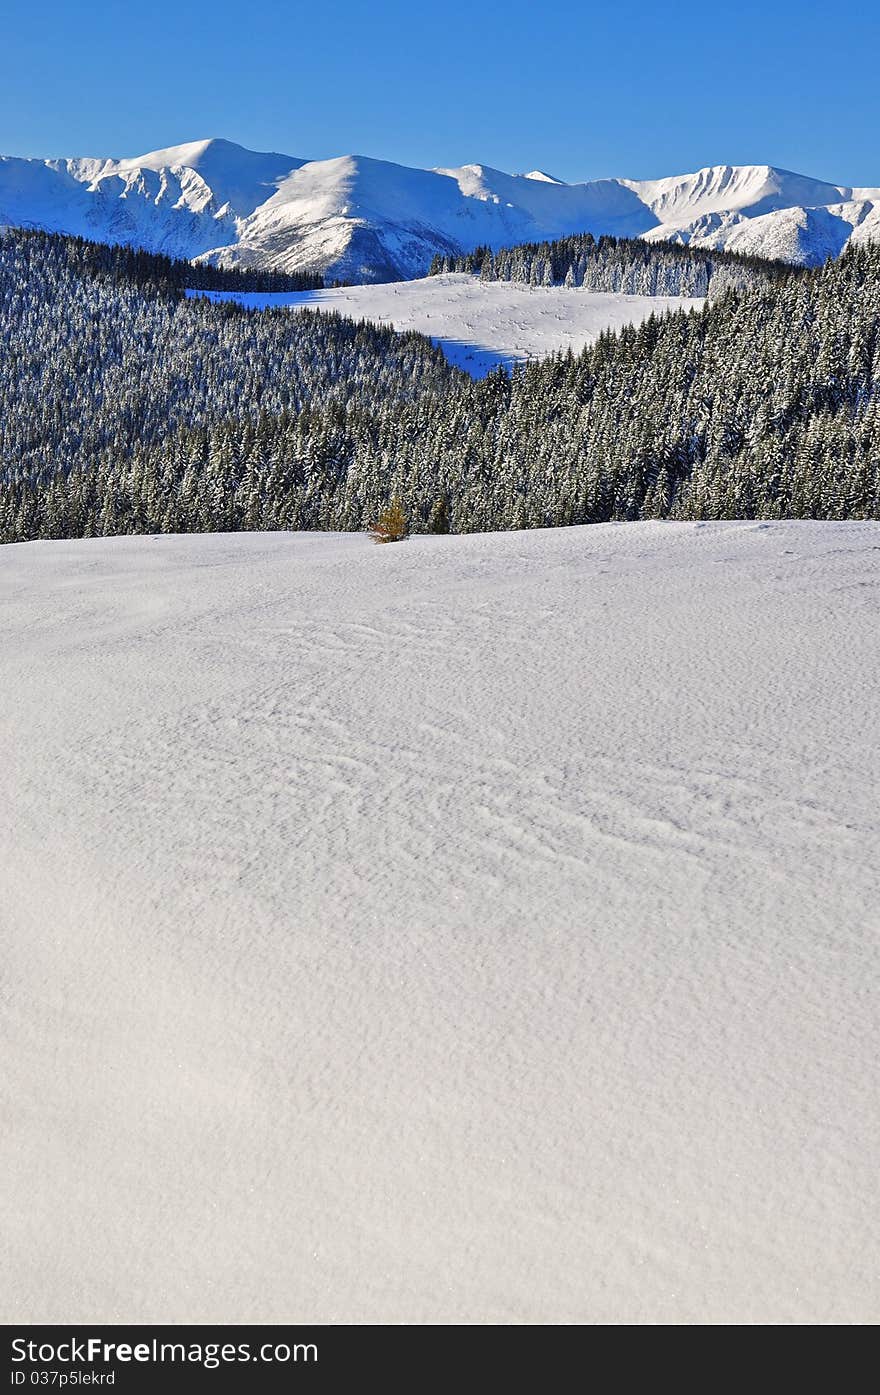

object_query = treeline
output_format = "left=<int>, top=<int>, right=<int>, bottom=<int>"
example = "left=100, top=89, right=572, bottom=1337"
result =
left=429, top=230, right=802, bottom=298
left=1, top=227, right=879, bottom=544
left=8, top=228, right=325, bottom=295
left=186, top=262, right=325, bottom=292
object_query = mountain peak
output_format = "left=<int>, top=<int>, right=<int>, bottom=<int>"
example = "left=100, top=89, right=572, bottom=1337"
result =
left=103, top=138, right=308, bottom=218
left=0, top=141, right=874, bottom=280
left=121, top=136, right=301, bottom=170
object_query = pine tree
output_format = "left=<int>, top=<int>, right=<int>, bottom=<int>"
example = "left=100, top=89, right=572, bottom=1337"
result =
left=368, top=498, right=409, bottom=543
left=427, top=497, right=450, bottom=534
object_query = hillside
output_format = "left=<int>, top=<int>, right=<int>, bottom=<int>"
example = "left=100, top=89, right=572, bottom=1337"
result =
left=2, top=137, right=878, bottom=281
left=187, top=275, right=705, bottom=376
left=3, top=521, right=878, bottom=1323
left=3, top=229, right=879, bottom=543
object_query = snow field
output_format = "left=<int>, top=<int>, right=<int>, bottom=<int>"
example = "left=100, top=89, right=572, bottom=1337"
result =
left=187, top=274, right=705, bottom=375
left=2, top=521, right=879, bottom=1323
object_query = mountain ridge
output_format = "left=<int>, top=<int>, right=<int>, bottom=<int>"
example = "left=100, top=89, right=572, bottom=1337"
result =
left=2, top=137, right=877, bottom=281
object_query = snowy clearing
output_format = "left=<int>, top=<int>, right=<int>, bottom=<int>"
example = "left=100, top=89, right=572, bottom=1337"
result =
left=187, top=274, right=704, bottom=375
left=2, top=521, right=879, bottom=1324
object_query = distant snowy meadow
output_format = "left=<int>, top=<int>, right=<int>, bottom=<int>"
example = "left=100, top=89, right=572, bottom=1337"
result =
left=187, top=274, right=705, bottom=376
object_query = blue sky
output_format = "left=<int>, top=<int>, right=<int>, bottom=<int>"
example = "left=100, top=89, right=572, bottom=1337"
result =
left=2, top=0, right=878, bottom=184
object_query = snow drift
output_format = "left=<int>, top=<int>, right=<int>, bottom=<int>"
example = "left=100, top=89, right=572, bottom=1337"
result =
left=2, top=521, right=878, bottom=1324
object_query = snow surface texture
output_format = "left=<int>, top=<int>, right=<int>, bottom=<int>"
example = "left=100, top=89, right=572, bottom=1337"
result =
left=2, top=138, right=879, bottom=279
left=188, top=275, right=705, bottom=376
left=3, top=521, right=879, bottom=1325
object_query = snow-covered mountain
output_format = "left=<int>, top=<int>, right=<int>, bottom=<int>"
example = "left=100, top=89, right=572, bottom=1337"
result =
left=2, top=137, right=878, bottom=280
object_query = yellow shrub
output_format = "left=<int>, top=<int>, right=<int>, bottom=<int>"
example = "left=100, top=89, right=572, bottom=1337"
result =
left=367, top=497, right=408, bottom=543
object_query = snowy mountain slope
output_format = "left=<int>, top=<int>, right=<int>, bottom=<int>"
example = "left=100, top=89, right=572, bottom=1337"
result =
left=3, top=522, right=879, bottom=1323
left=0, top=138, right=301, bottom=260
left=187, top=274, right=705, bottom=376
left=643, top=195, right=880, bottom=264
left=109, top=138, right=305, bottom=216
left=2, top=137, right=879, bottom=279
left=626, top=163, right=846, bottom=228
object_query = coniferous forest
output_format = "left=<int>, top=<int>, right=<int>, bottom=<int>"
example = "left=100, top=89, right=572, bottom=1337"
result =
left=1, top=224, right=879, bottom=543
left=429, top=231, right=799, bottom=298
